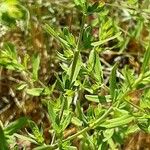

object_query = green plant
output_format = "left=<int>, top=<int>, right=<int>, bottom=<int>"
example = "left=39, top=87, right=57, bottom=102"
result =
left=0, top=0, right=150, bottom=149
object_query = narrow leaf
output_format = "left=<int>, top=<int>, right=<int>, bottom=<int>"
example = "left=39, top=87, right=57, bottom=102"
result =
left=14, top=133, right=38, bottom=145
left=47, top=101, right=59, bottom=132
left=104, top=116, right=134, bottom=128
left=16, top=82, right=27, bottom=90
left=68, top=52, right=82, bottom=85
left=71, top=117, right=83, bottom=126
left=74, top=0, right=86, bottom=6
left=32, top=53, right=40, bottom=80
left=4, top=117, right=28, bottom=135
left=0, top=126, right=9, bottom=150
left=88, top=50, right=103, bottom=83
left=109, top=63, right=118, bottom=100
left=141, top=43, right=150, bottom=73
left=88, top=49, right=95, bottom=72
left=26, top=88, right=44, bottom=96
left=61, top=112, right=72, bottom=131
left=44, top=24, right=58, bottom=38
left=4, top=42, right=17, bottom=59
left=44, top=24, right=70, bottom=48
left=94, top=50, right=103, bottom=83
left=76, top=101, right=88, bottom=125
left=92, top=32, right=121, bottom=47
left=101, top=115, right=134, bottom=128
left=28, top=121, right=44, bottom=144
left=85, top=95, right=106, bottom=103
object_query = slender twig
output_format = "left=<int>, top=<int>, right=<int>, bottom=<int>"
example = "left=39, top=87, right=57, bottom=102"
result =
left=77, top=14, right=86, bottom=50
left=49, top=83, right=150, bottom=149
left=49, top=105, right=114, bottom=149
left=124, top=99, right=145, bottom=113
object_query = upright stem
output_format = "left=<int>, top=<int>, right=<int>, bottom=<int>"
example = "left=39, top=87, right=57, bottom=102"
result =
left=52, top=15, right=86, bottom=145
left=77, top=14, right=86, bottom=50
left=69, top=14, right=86, bottom=86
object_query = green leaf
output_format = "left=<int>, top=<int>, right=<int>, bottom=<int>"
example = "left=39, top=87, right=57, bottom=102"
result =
left=85, top=95, right=106, bottom=103
left=88, top=49, right=103, bottom=83
left=65, top=146, right=77, bottom=150
left=122, top=67, right=135, bottom=89
left=74, top=0, right=86, bottom=6
left=0, top=0, right=25, bottom=25
left=16, top=82, right=27, bottom=90
left=44, top=24, right=70, bottom=48
left=125, top=124, right=140, bottom=135
left=32, top=53, right=40, bottom=80
left=44, top=24, right=58, bottom=38
left=55, top=74, right=65, bottom=91
left=71, top=117, right=83, bottom=126
left=101, top=115, right=134, bottom=128
left=76, top=101, right=88, bottom=125
left=26, top=88, right=44, bottom=96
left=141, top=42, right=150, bottom=73
left=0, top=126, right=9, bottom=150
left=61, top=112, right=72, bottom=131
left=28, top=121, right=44, bottom=144
left=92, top=32, right=121, bottom=47
left=94, top=50, right=103, bottom=83
left=109, top=63, right=118, bottom=100
left=47, top=101, right=59, bottom=132
left=74, top=0, right=87, bottom=14
left=134, top=19, right=144, bottom=39
left=68, top=52, right=82, bottom=85
left=87, top=2, right=104, bottom=14
left=137, top=118, right=150, bottom=133
left=83, top=26, right=92, bottom=49
left=33, top=145, right=55, bottom=150
left=87, top=2, right=99, bottom=13
left=88, top=49, right=95, bottom=72
left=63, top=27, right=76, bottom=48
left=23, top=53, right=29, bottom=69
left=57, top=51, right=68, bottom=62
left=3, top=42, right=17, bottom=59
left=4, top=117, right=28, bottom=135
left=103, top=129, right=114, bottom=142
left=14, top=133, right=38, bottom=145
left=0, top=43, right=24, bottom=71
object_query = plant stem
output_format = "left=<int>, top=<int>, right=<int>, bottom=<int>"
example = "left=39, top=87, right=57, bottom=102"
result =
left=48, top=105, right=113, bottom=149
left=77, top=14, right=86, bottom=50
left=69, top=14, right=86, bottom=86
left=49, top=83, right=149, bottom=149
left=124, top=99, right=145, bottom=113
left=63, top=105, right=113, bottom=142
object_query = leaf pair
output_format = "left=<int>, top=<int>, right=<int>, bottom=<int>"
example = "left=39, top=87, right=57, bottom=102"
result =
left=47, top=101, right=72, bottom=135
left=74, top=0, right=104, bottom=15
